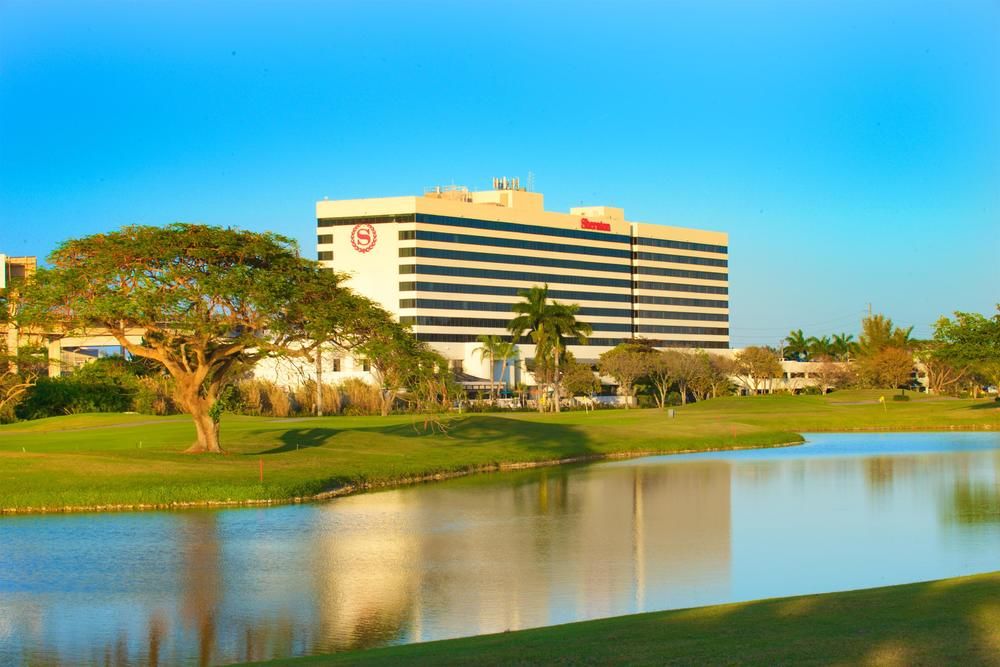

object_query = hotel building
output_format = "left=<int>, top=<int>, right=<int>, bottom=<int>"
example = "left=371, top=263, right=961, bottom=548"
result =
left=314, top=179, right=729, bottom=384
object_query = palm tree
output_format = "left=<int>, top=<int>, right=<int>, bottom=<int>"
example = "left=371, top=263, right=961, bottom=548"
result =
left=508, top=285, right=591, bottom=413
left=494, top=338, right=519, bottom=399
left=806, top=335, right=833, bottom=360
left=831, top=333, right=857, bottom=361
left=785, top=329, right=809, bottom=361
left=473, top=334, right=503, bottom=402
left=546, top=302, right=592, bottom=412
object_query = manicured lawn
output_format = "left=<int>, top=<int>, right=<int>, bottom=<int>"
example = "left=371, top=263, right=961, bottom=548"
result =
left=0, top=390, right=996, bottom=512
left=242, top=571, right=1000, bottom=666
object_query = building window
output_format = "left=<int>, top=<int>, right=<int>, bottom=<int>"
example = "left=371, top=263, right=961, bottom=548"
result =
left=410, top=229, right=630, bottom=260
left=398, top=247, right=416, bottom=257
left=399, top=230, right=416, bottom=240
left=415, top=213, right=631, bottom=245
left=399, top=315, right=632, bottom=332
left=318, top=214, right=416, bottom=227
left=636, top=237, right=728, bottom=255
left=332, top=358, right=341, bottom=372
left=317, top=234, right=333, bottom=244
left=362, top=359, right=371, bottom=372
left=634, top=281, right=729, bottom=295
left=635, top=310, right=729, bottom=322
left=318, top=251, right=333, bottom=261
left=451, top=359, right=463, bottom=373
left=411, top=247, right=630, bottom=275
left=635, top=266, right=728, bottom=281
left=636, top=251, right=728, bottom=268
left=398, top=281, right=632, bottom=303
left=635, top=295, right=729, bottom=308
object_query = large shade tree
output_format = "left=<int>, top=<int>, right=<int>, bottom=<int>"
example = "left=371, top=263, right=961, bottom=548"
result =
left=23, top=224, right=385, bottom=453
left=599, top=341, right=655, bottom=408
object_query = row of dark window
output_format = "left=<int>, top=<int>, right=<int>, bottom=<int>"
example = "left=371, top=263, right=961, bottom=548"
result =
left=636, top=324, right=729, bottom=335
left=415, top=213, right=632, bottom=245
left=635, top=265, right=727, bottom=281
left=398, top=281, right=730, bottom=306
left=400, top=315, right=633, bottom=332
left=318, top=251, right=333, bottom=261
left=636, top=237, right=728, bottom=255
left=318, top=213, right=728, bottom=258
left=399, top=299, right=633, bottom=318
left=635, top=294, right=728, bottom=307
left=318, top=234, right=333, bottom=244
left=403, top=247, right=631, bottom=275
left=400, top=229, right=632, bottom=260
left=635, top=311, right=729, bottom=322
left=399, top=265, right=732, bottom=294
left=635, top=281, right=729, bottom=295
left=397, top=298, right=729, bottom=324
left=398, top=281, right=632, bottom=303
left=635, top=251, right=728, bottom=268
left=414, top=332, right=728, bottom=349
left=318, top=214, right=416, bottom=227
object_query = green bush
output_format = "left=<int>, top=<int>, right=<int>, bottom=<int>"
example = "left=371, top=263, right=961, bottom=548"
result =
left=135, top=376, right=178, bottom=415
left=17, top=366, right=137, bottom=419
left=892, top=394, right=910, bottom=402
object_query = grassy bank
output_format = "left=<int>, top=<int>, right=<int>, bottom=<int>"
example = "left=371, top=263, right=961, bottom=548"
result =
left=0, top=390, right=996, bottom=512
left=244, top=571, right=1000, bottom=666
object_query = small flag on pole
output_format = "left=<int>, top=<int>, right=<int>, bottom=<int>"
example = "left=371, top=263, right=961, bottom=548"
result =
left=879, top=395, right=887, bottom=412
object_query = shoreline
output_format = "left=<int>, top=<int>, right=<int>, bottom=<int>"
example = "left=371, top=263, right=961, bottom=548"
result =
left=1, top=438, right=804, bottom=516
left=3, top=422, right=997, bottom=516
left=237, top=570, right=1000, bottom=666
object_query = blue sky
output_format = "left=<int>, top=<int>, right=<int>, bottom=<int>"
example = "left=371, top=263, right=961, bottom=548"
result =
left=1, top=0, right=997, bottom=345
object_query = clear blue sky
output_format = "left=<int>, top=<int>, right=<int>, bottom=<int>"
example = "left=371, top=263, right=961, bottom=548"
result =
left=1, top=0, right=997, bottom=345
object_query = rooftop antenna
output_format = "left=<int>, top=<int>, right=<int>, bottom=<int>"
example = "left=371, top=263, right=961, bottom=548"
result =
left=527, top=171, right=535, bottom=192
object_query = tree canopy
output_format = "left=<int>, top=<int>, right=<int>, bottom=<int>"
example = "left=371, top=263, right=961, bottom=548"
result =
left=22, top=224, right=390, bottom=452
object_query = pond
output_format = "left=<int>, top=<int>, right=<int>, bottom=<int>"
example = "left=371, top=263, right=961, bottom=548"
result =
left=2, top=432, right=999, bottom=665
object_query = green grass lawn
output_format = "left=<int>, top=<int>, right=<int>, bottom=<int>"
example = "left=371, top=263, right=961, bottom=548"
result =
left=242, top=571, right=1000, bottom=666
left=0, top=390, right=996, bottom=512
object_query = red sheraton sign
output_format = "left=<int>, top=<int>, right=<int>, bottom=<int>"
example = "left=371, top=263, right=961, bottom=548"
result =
left=580, top=218, right=611, bottom=232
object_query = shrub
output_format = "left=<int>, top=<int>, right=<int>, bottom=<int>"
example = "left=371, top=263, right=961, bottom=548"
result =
left=135, top=376, right=178, bottom=415
left=236, top=379, right=265, bottom=416
left=292, top=381, right=315, bottom=416
left=892, top=394, right=910, bottom=402
left=15, top=357, right=140, bottom=419
left=264, top=381, right=292, bottom=417
left=340, top=377, right=381, bottom=416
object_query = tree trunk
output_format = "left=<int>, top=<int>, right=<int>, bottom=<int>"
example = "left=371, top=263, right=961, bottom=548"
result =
left=553, top=349, right=561, bottom=413
left=186, top=401, right=222, bottom=453
left=489, top=353, right=496, bottom=402
left=314, top=350, right=324, bottom=416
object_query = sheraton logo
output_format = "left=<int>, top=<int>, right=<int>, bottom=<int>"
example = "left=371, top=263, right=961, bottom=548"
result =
left=350, top=223, right=377, bottom=253
left=580, top=218, right=611, bottom=232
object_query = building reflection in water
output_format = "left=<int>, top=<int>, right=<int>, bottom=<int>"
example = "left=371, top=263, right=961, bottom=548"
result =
left=304, top=459, right=733, bottom=649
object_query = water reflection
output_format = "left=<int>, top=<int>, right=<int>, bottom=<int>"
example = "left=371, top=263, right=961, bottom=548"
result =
left=1, top=432, right=999, bottom=665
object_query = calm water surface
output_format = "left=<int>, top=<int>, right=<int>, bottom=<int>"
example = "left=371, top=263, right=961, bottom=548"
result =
left=2, top=432, right=999, bottom=665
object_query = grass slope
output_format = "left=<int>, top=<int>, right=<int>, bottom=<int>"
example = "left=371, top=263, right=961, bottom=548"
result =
left=0, top=391, right=996, bottom=512
left=244, top=571, right=1000, bottom=666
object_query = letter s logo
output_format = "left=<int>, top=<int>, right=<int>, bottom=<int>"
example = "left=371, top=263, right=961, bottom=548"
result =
left=350, top=224, right=377, bottom=253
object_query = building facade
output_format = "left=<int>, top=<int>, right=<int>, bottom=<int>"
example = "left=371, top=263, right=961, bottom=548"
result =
left=314, top=180, right=729, bottom=383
